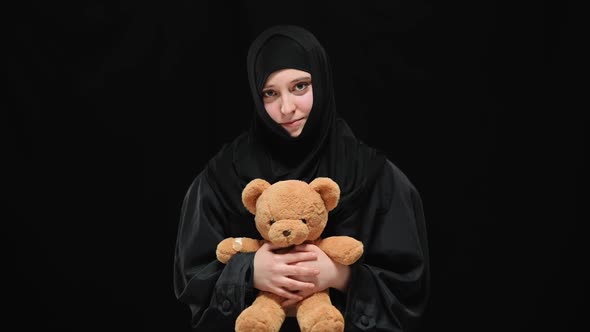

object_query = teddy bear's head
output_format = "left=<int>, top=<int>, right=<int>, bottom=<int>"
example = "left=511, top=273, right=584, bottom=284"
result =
left=242, top=177, right=340, bottom=247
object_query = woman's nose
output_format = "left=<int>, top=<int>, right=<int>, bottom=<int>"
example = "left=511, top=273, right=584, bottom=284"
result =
left=280, top=95, right=296, bottom=114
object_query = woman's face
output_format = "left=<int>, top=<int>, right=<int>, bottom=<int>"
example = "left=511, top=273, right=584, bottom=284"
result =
left=262, top=69, right=313, bottom=138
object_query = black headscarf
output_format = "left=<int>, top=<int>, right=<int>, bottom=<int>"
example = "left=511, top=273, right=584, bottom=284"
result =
left=205, top=25, right=385, bottom=220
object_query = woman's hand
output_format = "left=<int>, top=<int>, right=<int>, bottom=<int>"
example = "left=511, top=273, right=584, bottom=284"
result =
left=253, top=242, right=320, bottom=302
left=281, top=244, right=351, bottom=308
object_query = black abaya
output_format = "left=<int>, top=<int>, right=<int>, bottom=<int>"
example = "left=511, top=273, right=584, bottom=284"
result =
left=173, top=25, right=429, bottom=331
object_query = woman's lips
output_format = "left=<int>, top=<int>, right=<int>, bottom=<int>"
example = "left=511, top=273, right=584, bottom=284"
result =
left=282, top=118, right=303, bottom=128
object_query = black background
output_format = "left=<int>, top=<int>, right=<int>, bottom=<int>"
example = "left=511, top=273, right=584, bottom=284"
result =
left=16, top=1, right=584, bottom=331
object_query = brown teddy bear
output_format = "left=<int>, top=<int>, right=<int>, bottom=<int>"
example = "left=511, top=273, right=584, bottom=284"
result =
left=216, top=177, right=364, bottom=332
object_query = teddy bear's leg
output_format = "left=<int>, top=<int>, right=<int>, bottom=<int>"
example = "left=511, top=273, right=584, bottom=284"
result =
left=235, top=291, right=286, bottom=332
left=296, top=290, right=344, bottom=332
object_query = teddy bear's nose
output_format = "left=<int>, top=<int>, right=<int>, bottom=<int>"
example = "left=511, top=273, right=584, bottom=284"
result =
left=282, top=230, right=291, bottom=237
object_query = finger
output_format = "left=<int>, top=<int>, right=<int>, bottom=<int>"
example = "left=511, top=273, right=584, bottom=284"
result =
left=282, top=288, right=314, bottom=308
left=260, top=242, right=280, bottom=251
left=291, top=244, right=317, bottom=252
left=282, top=298, right=299, bottom=308
left=284, top=265, right=319, bottom=276
left=282, top=278, right=316, bottom=292
left=282, top=252, right=317, bottom=264
left=272, top=287, right=303, bottom=301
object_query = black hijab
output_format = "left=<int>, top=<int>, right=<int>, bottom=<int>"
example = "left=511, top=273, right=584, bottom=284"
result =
left=205, top=25, right=385, bottom=220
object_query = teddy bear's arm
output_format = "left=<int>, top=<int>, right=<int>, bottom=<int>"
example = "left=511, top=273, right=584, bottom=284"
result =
left=316, top=236, right=364, bottom=266
left=216, top=237, right=263, bottom=264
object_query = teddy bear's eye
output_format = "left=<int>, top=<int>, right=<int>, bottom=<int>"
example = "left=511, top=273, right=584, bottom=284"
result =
left=301, top=219, right=307, bottom=224
left=269, top=219, right=275, bottom=225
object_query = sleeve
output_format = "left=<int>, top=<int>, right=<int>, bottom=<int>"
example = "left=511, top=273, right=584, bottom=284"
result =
left=343, top=161, right=430, bottom=332
left=173, top=173, right=256, bottom=330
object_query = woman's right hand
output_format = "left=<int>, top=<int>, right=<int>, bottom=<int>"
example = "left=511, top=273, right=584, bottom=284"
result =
left=253, top=242, right=320, bottom=301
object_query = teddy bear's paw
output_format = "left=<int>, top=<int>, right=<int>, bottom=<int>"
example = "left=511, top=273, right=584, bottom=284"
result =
left=235, top=306, right=284, bottom=332
left=216, top=252, right=232, bottom=264
left=300, top=305, right=344, bottom=332
left=310, top=319, right=344, bottom=332
left=235, top=319, right=276, bottom=332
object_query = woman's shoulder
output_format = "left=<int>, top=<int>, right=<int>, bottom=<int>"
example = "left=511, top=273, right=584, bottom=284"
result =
left=186, top=132, right=251, bottom=211
left=206, top=132, right=250, bottom=169
left=375, top=158, right=421, bottom=202
left=383, top=159, right=418, bottom=191
left=195, top=132, right=250, bottom=185
left=183, top=133, right=247, bottom=196
left=362, top=158, right=423, bottom=216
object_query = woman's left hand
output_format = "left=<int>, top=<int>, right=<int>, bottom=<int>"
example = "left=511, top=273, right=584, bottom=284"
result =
left=281, top=243, right=351, bottom=308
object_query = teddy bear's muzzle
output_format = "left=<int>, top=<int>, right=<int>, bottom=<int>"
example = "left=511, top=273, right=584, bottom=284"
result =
left=268, top=220, right=309, bottom=247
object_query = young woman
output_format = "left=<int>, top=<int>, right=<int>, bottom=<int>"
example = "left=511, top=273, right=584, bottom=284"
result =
left=174, top=24, right=430, bottom=331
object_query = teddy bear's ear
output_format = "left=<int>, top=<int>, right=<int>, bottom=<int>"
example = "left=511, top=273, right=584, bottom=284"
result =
left=309, top=177, right=340, bottom=211
left=242, top=178, right=271, bottom=215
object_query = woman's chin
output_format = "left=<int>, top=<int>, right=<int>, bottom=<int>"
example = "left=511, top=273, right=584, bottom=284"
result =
left=283, top=125, right=305, bottom=138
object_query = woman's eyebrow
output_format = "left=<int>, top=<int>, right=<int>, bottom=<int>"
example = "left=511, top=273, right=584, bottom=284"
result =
left=291, top=76, right=311, bottom=83
left=264, top=76, right=311, bottom=89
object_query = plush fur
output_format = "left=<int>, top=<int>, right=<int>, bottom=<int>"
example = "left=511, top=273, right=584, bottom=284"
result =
left=216, top=177, right=364, bottom=332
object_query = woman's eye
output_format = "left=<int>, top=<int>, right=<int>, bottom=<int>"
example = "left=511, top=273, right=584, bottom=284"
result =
left=262, top=90, right=276, bottom=98
left=294, top=82, right=309, bottom=91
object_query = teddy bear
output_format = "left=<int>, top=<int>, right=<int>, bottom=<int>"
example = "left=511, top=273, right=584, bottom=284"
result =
left=216, top=177, right=364, bottom=332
